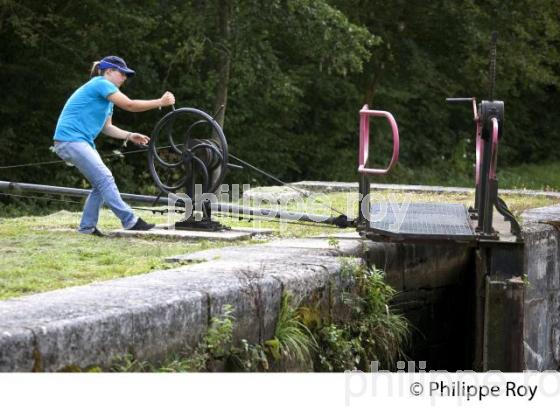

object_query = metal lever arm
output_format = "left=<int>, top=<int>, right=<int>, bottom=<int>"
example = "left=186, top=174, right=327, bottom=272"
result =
left=446, top=97, right=478, bottom=121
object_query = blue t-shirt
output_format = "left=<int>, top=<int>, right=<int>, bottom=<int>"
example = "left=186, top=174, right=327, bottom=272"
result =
left=53, top=76, right=119, bottom=148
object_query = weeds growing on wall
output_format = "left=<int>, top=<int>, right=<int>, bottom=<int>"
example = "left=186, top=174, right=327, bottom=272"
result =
left=110, top=305, right=236, bottom=372
left=329, top=260, right=410, bottom=371
left=265, top=293, right=318, bottom=364
left=109, top=261, right=409, bottom=372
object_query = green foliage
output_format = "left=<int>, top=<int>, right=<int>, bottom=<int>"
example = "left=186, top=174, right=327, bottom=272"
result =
left=315, top=260, right=410, bottom=371
left=111, top=305, right=237, bottom=372
left=156, top=355, right=207, bottom=373
left=110, top=350, right=208, bottom=373
left=328, top=237, right=341, bottom=250
left=206, top=305, right=235, bottom=359
left=315, top=324, right=356, bottom=371
left=497, top=162, right=560, bottom=191
left=111, top=354, right=151, bottom=373
left=174, top=304, right=236, bottom=371
left=334, top=0, right=560, bottom=171
left=0, top=0, right=376, bottom=192
left=347, top=264, right=410, bottom=369
left=3, top=0, right=557, bottom=197
left=265, top=293, right=318, bottom=365
left=229, top=339, right=270, bottom=372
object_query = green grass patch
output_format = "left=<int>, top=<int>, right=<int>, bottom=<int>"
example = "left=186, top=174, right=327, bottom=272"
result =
left=497, top=162, right=560, bottom=191
left=0, top=200, right=351, bottom=300
left=0, top=209, right=232, bottom=300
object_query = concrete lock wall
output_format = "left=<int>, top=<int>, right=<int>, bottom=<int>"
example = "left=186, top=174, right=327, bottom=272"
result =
left=522, top=223, right=560, bottom=370
left=364, top=242, right=474, bottom=370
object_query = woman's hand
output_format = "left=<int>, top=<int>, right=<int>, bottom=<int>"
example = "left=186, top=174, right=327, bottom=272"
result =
left=129, top=133, right=150, bottom=146
left=159, top=91, right=175, bottom=107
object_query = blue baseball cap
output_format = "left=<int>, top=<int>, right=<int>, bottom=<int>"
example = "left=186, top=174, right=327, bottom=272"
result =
left=99, top=56, right=136, bottom=77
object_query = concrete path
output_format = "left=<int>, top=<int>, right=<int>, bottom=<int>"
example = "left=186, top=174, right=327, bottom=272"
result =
left=522, top=204, right=560, bottom=225
left=113, top=226, right=274, bottom=241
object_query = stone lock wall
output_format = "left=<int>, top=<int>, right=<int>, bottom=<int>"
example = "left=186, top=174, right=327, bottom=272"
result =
left=364, top=242, right=474, bottom=370
left=522, top=223, right=560, bottom=370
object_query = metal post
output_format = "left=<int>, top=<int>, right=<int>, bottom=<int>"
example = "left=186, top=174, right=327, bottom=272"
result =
left=476, top=101, right=503, bottom=237
left=358, top=173, right=370, bottom=228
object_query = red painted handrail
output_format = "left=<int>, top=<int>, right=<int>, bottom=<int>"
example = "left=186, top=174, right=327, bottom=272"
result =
left=358, top=105, right=400, bottom=175
left=475, top=120, right=482, bottom=185
left=489, top=117, right=499, bottom=180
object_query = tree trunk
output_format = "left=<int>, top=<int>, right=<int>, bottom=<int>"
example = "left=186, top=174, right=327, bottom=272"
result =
left=363, top=61, right=384, bottom=107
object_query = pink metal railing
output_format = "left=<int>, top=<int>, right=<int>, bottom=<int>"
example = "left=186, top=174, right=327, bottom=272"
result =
left=358, top=105, right=400, bottom=175
left=475, top=120, right=482, bottom=185
left=489, top=117, right=499, bottom=180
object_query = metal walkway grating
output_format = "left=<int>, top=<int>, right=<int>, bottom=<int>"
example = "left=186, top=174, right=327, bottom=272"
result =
left=366, top=202, right=476, bottom=241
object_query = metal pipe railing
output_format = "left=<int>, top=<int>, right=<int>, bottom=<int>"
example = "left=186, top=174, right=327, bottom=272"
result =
left=489, top=117, right=500, bottom=180
left=358, top=105, right=400, bottom=175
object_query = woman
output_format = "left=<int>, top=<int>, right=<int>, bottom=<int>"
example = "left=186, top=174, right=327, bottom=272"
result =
left=53, top=55, right=175, bottom=236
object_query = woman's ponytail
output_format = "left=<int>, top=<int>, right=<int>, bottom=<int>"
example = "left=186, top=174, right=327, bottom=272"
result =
left=90, top=61, right=101, bottom=78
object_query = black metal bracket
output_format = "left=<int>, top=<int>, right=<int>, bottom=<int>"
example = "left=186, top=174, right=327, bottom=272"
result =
left=175, top=217, right=230, bottom=232
left=495, top=196, right=522, bottom=239
left=175, top=199, right=230, bottom=232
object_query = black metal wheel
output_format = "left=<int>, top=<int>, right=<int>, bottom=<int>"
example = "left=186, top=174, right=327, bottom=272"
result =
left=148, top=108, right=228, bottom=197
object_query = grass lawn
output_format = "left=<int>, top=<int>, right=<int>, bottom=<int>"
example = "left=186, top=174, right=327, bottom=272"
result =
left=1, top=189, right=558, bottom=301
left=0, top=209, right=237, bottom=300
left=0, top=199, right=350, bottom=300
left=497, top=162, right=560, bottom=191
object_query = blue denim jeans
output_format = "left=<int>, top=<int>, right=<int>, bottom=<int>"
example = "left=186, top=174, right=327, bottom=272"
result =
left=54, top=141, right=138, bottom=233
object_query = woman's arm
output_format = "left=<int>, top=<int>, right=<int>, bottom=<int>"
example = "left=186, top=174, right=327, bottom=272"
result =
left=107, top=91, right=175, bottom=113
left=101, top=116, right=150, bottom=146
